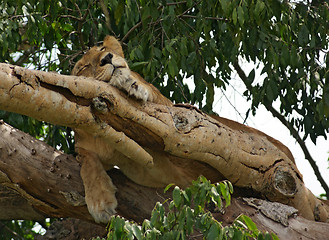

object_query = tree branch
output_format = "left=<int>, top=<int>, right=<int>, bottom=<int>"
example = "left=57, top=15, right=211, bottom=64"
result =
left=0, top=120, right=166, bottom=223
left=1, top=121, right=329, bottom=239
left=99, top=0, right=113, bottom=33
left=0, top=62, right=328, bottom=222
left=233, top=61, right=329, bottom=197
left=0, top=63, right=152, bottom=166
left=121, top=22, right=143, bottom=43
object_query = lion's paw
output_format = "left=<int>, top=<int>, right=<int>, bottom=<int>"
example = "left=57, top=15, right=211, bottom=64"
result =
left=85, top=190, right=118, bottom=224
left=110, top=68, right=150, bottom=102
left=127, top=80, right=150, bottom=102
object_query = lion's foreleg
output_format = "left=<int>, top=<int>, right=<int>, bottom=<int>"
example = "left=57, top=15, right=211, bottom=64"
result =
left=78, top=149, right=117, bottom=224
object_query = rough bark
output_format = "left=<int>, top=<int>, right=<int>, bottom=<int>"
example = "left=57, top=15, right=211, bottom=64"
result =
left=233, top=61, right=329, bottom=197
left=0, top=120, right=165, bottom=223
left=0, top=121, right=329, bottom=239
left=0, top=62, right=329, bottom=238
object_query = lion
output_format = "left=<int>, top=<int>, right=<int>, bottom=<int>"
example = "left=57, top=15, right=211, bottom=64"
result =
left=72, top=36, right=219, bottom=223
left=72, top=36, right=171, bottom=106
left=72, top=36, right=314, bottom=224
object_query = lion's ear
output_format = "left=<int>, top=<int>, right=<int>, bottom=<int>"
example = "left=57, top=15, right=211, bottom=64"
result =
left=103, top=36, right=124, bottom=58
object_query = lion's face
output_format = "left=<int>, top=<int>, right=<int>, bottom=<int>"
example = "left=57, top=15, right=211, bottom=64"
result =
left=72, top=36, right=129, bottom=82
left=72, top=35, right=173, bottom=105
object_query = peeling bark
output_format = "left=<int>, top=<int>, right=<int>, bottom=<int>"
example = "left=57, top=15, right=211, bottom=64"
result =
left=0, top=62, right=329, bottom=227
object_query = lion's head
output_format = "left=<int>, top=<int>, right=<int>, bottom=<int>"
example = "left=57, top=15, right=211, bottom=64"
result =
left=72, top=36, right=129, bottom=82
left=72, top=36, right=172, bottom=105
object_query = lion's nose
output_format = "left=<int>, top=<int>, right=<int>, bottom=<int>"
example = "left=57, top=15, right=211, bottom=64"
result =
left=100, top=53, right=113, bottom=66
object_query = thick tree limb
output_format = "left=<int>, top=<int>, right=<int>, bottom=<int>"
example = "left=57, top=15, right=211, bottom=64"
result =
left=1, top=121, right=329, bottom=240
left=0, top=63, right=328, bottom=224
left=233, top=61, right=329, bottom=197
left=0, top=120, right=166, bottom=222
left=0, top=63, right=153, bottom=166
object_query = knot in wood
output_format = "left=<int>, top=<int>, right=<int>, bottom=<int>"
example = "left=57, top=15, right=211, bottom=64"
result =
left=31, top=148, right=36, bottom=155
left=274, top=168, right=297, bottom=197
left=92, top=97, right=108, bottom=114
left=173, top=113, right=189, bottom=131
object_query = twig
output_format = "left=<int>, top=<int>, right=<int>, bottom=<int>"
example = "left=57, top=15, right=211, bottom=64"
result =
left=166, top=1, right=187, bottom=6
left=99, top=0, right=113, bottom=33
left=59, top=14, right=81, bottom=21
left=74, top=2, right=91, bottom=50
left=180, top=15, right=227, bottom=21
left=121, top=22, right=143, bottom=43
left=0, top=222, right=24, bottom=240
left=177, top=0, right=202, bottom=18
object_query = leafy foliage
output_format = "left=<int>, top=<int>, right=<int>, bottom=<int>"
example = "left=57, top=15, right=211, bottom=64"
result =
left=0, top=0, right=328, bottom=142
left=98, top=177, right=278, bottom=240
left=0, top=0, right=328, bottom=238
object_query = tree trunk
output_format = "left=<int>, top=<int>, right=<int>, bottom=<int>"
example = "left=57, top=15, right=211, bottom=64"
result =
left=0, top=121, right=328, bottom=239
left=0, top=63, right=329, bottom=239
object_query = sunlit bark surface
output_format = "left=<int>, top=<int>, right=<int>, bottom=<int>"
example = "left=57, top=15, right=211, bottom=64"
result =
left=0, top=63, right=329, bottom=239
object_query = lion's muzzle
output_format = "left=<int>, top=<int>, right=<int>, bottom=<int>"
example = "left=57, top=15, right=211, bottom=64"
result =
left=100, top=53, right=113, bottom=66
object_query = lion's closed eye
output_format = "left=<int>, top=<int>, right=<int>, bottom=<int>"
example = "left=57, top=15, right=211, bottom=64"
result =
left=76, top=64, right=90, bottom=75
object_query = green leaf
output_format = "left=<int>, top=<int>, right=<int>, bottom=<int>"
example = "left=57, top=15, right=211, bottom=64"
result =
left=266, top=79, right=278, bottom=102
left=130, top=61, right=148, bottom=68
left=218, top=182, right=231, bottom=207
left=207, top=223, right=220, bottom=240
left=181, top=190, right=190, bottom=203
left=173, top=186, right=182, bottom=207
left=186, top=0, right=193, bottom=7
left=258, top=234, right=265, bottom=240
left=131, top=225, right=142, bottom=240
left=237, top=6, right=245, bottom=26
left=270, top=232, right=280, bottom=240
left=304, top=115, right=312, bottom=133
left=220, top=0, right=231, bottom=15
left=254, top=0, right=265, bottom=16
left=153, top=47, right=162, bottom=58
left=167, top=59, right=178, bottom=77
left=290, top=46, right=298, bottom=68
left=205, top=82, right=214, bottom=112
left=298, top=25, right=309, bottom=46
left=180, top=37, right=188, bottom=56
left=232, top=8, right=237, bottom=25
left=211, top=186, right=220, bottom=204
left=141, top=6, right=151, bottom=25
left=149, top=4, right=159, bottom=19
left=232, top=229, right=243, bottom=240
left=164, top=183, right=175, bottom=193
left=280, top=44, right=290, bottom=67
left=264, top=232, right=273, bottom=240
left=186, top=207, right=194, bottom=234
left=310, top=34, right=316, bottom=48
left=62, top=23, right=73, bottom=32
left=239, top=215, right=258, bottom=231
left=227, top=181, right=234, bottom=194
left=247, top=69, right=255, bottom=86
left=142, top=219, right=152, bottom=231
